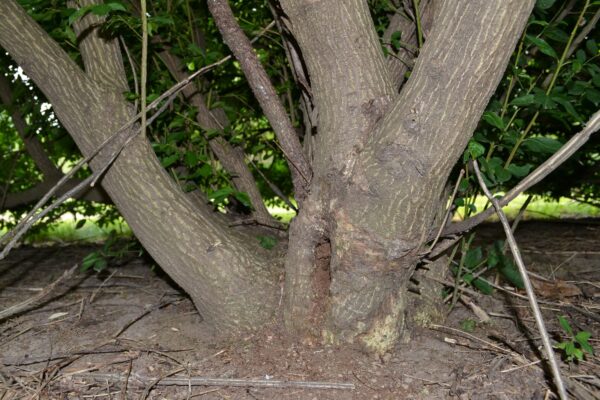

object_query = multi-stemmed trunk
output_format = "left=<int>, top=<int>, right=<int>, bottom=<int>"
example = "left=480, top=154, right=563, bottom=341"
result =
left=0, top=0, right=535, bottom=353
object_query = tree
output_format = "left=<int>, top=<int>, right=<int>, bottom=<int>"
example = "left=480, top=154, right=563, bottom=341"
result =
left=0, top=0, right=597, bottom=354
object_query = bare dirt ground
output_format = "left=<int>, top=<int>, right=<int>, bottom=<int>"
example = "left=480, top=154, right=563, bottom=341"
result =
left=0, top=219, right=599, bottom=399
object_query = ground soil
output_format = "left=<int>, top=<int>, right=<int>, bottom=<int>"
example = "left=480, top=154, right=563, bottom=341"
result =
left=0, top=219, right=599, bottom=399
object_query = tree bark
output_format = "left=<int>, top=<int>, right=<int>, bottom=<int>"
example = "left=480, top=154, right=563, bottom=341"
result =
left=282, top=0, right=534, bottom=353
left=0, top=0, right=279, bottom=333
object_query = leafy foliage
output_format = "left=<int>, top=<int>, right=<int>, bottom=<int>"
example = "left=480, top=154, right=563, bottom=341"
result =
left=555, top=316, right=594, bottom=362
left=0, top=0, right=598, bottom=245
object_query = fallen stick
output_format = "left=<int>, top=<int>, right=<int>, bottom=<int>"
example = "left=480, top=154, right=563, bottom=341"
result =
left=71, top=372, right=356, bottom=390
left=472, top=160, right=567, bottom=400
left=0, top=264, right=78, bottom=321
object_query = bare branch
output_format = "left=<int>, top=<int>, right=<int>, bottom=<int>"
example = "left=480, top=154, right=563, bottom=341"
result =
left=207, top=0, right=312, bottom=200
left=2, top=177, right=109, bottom=208
left=382, top=0, right=435, bottom=90
left=0, top=264, right=78, bottom=321
left=442, top=109, right=600, bottom=238
left=472, top=160, right=567, bottom=400
left=0, top=72, right=61, bottom=178
left=157, top=44, right=274, bottom=222
left=68, top=372, right=355, bottom=390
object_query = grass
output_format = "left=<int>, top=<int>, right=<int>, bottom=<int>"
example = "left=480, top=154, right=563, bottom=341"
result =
left=1, top=195, right=597, bottom=244
left=453, top=195, right=600, bottom=221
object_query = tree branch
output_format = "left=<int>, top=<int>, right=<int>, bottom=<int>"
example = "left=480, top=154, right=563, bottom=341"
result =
left=0, top=73, right=61, bottom=179
left=207, top=0, right=312, bottom=201
left=68, top=0, right=129, bottom=91
left=346, top=0, right=535, bottom=243
left=473, top=160, right=568, bottom=400
left=157, top=45, right=274, bottom=223
left=278, top=0, right=395, bottom=178
left=382, top=0, right=435, bottom=90
left=2, top=177, right=109, bottom=209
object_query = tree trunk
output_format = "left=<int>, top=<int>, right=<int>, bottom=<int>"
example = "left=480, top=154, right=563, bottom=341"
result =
left=281, top=0, right=535, bottom=353
left=0, top=0, right=536, bottom=354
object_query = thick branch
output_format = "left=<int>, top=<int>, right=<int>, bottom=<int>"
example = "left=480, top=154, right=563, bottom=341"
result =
left=207, top=0, right=312, bottom=200
left=278, top=0, right=395, bottom=178
left=346, top=0, right=535, bottom=244
left=3, top=177, right=109, bottom=209
left=382, top=0, right=436, bottom=90
left=68, top=0, right=128, bottom=91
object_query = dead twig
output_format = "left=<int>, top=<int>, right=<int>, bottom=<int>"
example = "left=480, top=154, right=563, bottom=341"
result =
left=73, top=372, right=355, bottom=390
left=0, top=264, right=78, bottom=321
left=472, top=160, right=567, bottom=400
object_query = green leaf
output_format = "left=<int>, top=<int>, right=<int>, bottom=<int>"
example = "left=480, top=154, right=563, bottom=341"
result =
left=75, top=219, right=87, bottom=230
left=586, top=39, right=598, bottom=56
left=257, top=235, right=277, bottom=250
left=460, top=319, right=476, bottom=332
left=82, top=252, right=102, bottom=272
left=390, top=31, right=402, bottom=52
left=507, top=164, right=532, bottom=177
left=510, top=94, right=535, bottom=106
left=558, top=315, right=574, bottom=336
left=552, top=96, right=583, bottom=121
left=575, top=330, right=591, bottom=343
left=483, top=112, right=505, bottom=130
left=495, top=167, right=512, bottom=183
left=523, top=137, right=562, bottom=154
left=472, top=278, right=493, bottom=295
left=467, top=140, right=485, bottom=160
left=161, top=153, right=179, bottom=168
left=93, top=258, right=108, bottom=272
left=233, top=191, right=253, bottom=209
left=535, top=0, right=556, bottom=10
left=464, top=247, right=483, bottom=270
left=208, top=187, right=234, bottom=205
left=533, top=92, right=557, bottom=109
left=184, top=151, right=199, bottom=168
left=498, top=257, right=524, bottom=289
left=526, top=35, right=558, bottom=59
left=585, top=88, right=600, bottom=106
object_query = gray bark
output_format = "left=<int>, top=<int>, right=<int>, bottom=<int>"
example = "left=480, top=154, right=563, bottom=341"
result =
left=0, top=0, right=537, bottom=354
left=282, top=0, right=535, bottom=352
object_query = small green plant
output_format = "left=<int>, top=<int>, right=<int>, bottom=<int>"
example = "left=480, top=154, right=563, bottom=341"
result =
left=257, top=235, right=277, bottom=250
left=81, top=232, right=141, bottom=272
left=555, top=316, right=594, bottom=362
left=460, top=318, right=477, bottom=332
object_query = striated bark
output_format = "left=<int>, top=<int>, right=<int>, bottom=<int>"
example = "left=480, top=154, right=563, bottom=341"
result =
left=1, top=0, right=538, bottom=354
left=0, top=0, right=279, bottom=332
left=208, top=0, right=312, bottom=200
left=382, top=0, right=436, bottom=91
left=281, top=0, right=535, bottom=353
